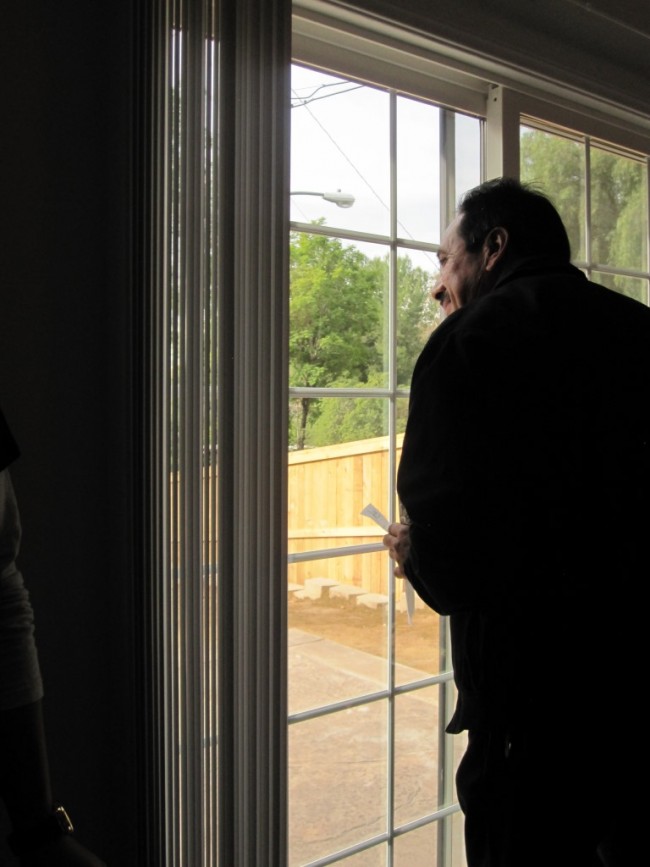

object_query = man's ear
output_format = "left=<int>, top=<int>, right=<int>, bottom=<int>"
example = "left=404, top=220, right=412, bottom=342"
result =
left=483, top=227, right=509, bottom=271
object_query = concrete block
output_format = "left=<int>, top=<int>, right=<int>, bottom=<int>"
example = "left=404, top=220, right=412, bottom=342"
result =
left=302, top=577, right=339, bottom=600
left=329, top=583, right=367, bottom=602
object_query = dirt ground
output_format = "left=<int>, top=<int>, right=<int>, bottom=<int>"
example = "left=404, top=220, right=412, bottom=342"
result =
left=288, top=592, right=442, bottom=674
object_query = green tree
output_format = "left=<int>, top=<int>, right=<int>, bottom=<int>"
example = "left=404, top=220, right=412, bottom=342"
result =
left=290, top=229, right=439, bottom=449
left=290, top=227, right=382, bottom=448
left=594, top=152, right=647, bottom=274
left=306, top=372, right=387, bottom=447
left=521, top=127, right=648, bottom=280
left=521, top=128, right=585, bottom=259
left=395, top=254, right=438, bottom=387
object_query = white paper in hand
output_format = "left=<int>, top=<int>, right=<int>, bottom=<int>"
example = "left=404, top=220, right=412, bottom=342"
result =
left=361, top=502, right=390, bottom=530
left=361, top=503, right=416, bottom=624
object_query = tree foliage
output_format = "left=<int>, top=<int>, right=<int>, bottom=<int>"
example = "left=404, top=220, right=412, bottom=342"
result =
left=395, top=254, right=439, bottom=387
left=289, top=227, right=383, bottom=449
left=521, top=128, right=585, bottom=259
left=521, top=127, right=648, bottom=281
left=289, top=226, right=437, bottom=449
left=290, top=227, right=382, bottom=390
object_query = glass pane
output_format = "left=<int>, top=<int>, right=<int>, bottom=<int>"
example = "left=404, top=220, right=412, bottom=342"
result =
left=289, top=235, right=389, bottom=395
left=340, top=845, right=387, bottom=865
left=288, top=397, right=391, bottom=522
left=288, top=553, right=389, bottom=714
left=395, top=604, right=441, bottom=685
left=288, top=702, right=388, bottom=864
left=397, top=396, right=409, bottom=438
left=394, top=821, right=438, bottom=866
left=395, top=686, right=444, bottom=825
left=449, top=809, right=468, bottom=867
left=591, top=270, right=648, bottom=305
left=455, top=113, right=482, bottom=200
left=591, top=146, right=648, bottom=270
left=291, top=65, right=390, bottom=235
left=396, top=248, right=439, bottom=388
left=395, top=811, right=467, bottom=867
left=520, top=125, right=586, bottom=261
left=397, top=96, right=440, bottom=244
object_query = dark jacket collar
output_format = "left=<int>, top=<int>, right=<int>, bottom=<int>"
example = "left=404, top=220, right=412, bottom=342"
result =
left=492, top=254, right=586, bottom=292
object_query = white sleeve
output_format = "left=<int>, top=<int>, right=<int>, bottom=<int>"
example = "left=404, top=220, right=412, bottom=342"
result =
left=0, top=469, right=43, bottom=709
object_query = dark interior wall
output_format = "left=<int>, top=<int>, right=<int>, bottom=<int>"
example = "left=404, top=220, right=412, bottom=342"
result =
left=0, top=2, right=137, bottom=864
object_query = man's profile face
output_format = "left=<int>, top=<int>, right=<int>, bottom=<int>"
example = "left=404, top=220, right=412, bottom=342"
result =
left=431, top=213, right=484, bottom=317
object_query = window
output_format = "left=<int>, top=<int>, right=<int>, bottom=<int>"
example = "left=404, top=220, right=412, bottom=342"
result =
left=288, top=63, right=481, bottom=866
left=521, top=120, right=649, bottom=303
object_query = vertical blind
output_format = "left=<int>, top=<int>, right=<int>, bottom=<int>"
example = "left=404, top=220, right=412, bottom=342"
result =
left=135, top=0, right=290, bottom=863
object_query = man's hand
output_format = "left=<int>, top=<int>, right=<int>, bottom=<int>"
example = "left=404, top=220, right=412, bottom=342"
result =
left=19, top=836, right=107, bottom=867
left=382, top=522, right=410, bottom=578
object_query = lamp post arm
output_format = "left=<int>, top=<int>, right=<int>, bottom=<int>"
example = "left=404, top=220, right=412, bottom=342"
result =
left=290, top=190, right=355, bottom=208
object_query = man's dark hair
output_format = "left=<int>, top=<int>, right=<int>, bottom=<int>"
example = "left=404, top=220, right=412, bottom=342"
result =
left=457, top=177, right=571, bottom=262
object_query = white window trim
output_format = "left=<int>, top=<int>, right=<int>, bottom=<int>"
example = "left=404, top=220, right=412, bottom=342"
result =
left=487, top=86, right=650, bottom=180
left=293, top=0, right=650, bottom=141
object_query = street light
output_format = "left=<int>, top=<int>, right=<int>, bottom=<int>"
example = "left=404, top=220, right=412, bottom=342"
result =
left=290, top=189, right=355, bottom=208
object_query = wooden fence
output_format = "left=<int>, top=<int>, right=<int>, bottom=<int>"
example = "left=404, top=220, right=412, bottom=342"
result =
left=170, top=434, right=404, bottom=598
left=288, top=434, right=404, bottom=596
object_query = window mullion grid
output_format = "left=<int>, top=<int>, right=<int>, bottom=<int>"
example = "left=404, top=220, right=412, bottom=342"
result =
left=287, top=90, right=472, bottom=866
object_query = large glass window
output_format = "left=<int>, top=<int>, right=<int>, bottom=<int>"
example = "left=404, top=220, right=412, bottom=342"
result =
left=288, top=63, right=481, bottom=866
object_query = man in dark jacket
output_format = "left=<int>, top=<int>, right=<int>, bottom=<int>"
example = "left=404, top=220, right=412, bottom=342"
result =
left=384, top=178, right=648, bottom=866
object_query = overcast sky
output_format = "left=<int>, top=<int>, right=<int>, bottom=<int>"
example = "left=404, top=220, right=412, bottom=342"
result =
left=289, top=63, right=482, bottom=271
